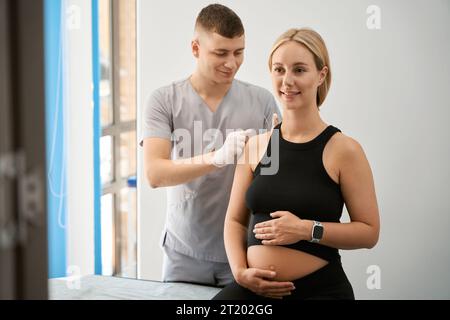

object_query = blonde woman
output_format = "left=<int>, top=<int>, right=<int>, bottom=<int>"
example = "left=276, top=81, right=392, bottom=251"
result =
left=213, top=28, right=380, bottom=300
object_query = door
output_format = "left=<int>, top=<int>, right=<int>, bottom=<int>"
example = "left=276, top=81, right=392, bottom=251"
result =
left=0, top=0, right=47, bottom=299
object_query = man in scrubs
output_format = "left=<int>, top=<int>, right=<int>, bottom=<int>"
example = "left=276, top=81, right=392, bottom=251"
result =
left=141, top=4, right=280, bottom=286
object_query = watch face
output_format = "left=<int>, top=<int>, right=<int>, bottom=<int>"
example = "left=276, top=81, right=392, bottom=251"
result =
left=313, top=225, right=324, bottom=239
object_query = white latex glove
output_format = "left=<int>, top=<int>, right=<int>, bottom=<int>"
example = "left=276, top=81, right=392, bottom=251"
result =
left=212, top=129, right=254, bottom=167
left=271, top=113, right=279, bottom=129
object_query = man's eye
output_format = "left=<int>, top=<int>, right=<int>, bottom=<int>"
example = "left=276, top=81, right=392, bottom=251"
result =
left=215, top=52, right=226, bottom=57
left=295, top=68, right=305, bottom=73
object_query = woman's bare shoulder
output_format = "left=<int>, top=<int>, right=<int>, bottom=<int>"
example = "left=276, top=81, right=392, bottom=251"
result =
left=246, top=131, right=272, bottom=171
left=328, top=132, right=366, bottom=163
left=248, top=131, right=272, bottom=147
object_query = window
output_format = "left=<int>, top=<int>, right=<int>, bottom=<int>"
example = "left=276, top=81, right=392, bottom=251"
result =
left=98, top=0, right=137, bottom=278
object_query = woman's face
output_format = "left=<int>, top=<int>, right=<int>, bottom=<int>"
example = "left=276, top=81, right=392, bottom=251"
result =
left=270, top=41, right=326, bottom=110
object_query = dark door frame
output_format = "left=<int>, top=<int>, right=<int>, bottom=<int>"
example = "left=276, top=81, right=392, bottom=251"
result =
left=0, top=0, right=47, bottom=299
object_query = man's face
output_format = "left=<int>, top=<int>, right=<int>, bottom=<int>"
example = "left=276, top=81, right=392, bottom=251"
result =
left=192, top=31, right=245, bottom=84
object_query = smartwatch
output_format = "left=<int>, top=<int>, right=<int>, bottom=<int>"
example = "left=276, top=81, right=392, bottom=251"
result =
left=310, top=221, right=323, bottom=243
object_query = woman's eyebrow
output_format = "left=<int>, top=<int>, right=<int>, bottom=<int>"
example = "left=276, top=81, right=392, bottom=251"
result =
left=272, top=62, right=308, bottom=66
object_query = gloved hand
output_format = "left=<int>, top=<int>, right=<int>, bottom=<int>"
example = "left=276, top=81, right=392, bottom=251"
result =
left=212, top=129, right=254, bottom=167
left=271, top=113, right=279, bottom=129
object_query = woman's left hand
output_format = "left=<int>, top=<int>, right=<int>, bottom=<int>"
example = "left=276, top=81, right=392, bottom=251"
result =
left=253, top=211, right=312, bottom=245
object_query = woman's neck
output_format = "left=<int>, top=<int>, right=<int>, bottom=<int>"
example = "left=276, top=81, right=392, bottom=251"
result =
left=281, top=106, right=327, bottom=143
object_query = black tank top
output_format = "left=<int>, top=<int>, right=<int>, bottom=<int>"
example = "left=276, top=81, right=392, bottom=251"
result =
left=246, top=123, right=343, bottom=262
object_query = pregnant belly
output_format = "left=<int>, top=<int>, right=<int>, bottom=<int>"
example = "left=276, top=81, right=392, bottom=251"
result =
left=247, top=245, right=328, bottom=281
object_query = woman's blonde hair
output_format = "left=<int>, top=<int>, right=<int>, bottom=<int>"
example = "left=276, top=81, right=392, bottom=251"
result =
left=268, top=28, right=331, bottom=107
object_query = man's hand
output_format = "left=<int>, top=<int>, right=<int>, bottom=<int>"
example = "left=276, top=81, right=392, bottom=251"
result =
left=271, top=113, right=279, bottom=130
left=236, top=267, right=295, bottom=299
left=212, top=129, right=254, bottom=167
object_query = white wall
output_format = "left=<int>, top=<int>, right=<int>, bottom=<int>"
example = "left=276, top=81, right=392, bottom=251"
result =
left=138, top=0, right=450, bottom=299
left=65, top=0, right=94, bottom=276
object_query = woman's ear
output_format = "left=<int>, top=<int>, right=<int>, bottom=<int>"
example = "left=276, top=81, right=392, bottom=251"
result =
left=318, top=66, right=328, bottom=86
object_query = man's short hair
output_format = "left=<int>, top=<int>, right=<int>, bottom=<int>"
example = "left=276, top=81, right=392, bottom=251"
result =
left=195, top=4, right=244, bottom=38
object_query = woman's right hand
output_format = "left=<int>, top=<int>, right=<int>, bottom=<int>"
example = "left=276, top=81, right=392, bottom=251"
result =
left=235, top=267, right=295, bottom=299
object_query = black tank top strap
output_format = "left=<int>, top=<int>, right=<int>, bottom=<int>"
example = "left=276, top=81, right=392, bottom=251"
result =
left=316, top=125, right=341, bottom=147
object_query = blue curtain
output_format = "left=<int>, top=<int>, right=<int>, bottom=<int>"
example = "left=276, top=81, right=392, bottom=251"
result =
left=44, top=0, right=67, bottom=279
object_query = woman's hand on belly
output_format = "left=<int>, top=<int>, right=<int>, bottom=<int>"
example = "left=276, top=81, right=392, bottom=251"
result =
left=253, top=211, right=313, bottom=245
left=235, top=266, right=296, bottom=299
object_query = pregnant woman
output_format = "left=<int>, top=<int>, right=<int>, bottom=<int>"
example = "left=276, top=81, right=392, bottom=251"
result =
left=213, top=28, right=380, bottom=300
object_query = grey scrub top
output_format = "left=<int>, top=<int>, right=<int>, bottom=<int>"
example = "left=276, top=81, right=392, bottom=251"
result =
left=141, top=77, right=281, bottom=263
